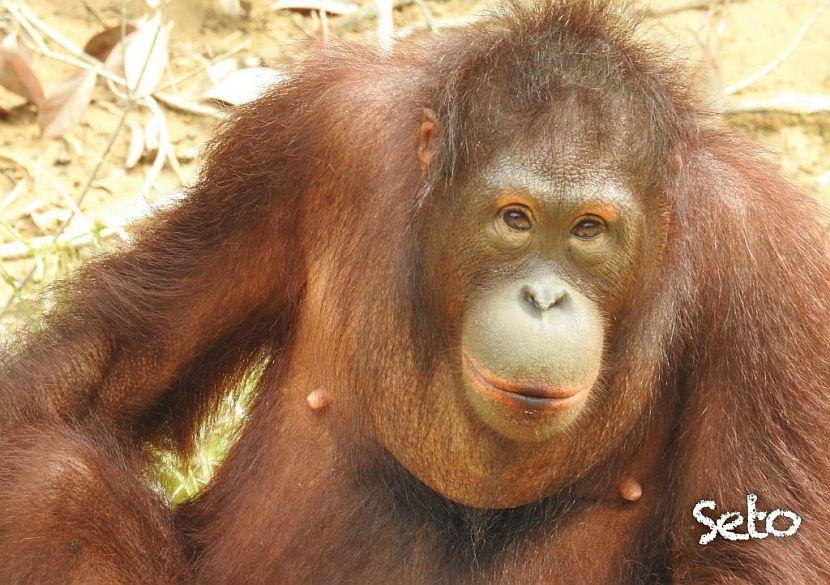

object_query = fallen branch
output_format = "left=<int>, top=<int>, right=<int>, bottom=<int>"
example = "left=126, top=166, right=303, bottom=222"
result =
left=639, top=0, right=748, bottom=18
left=723, top=92, right=830, bottom=115
left=725, top=0, right=828, bottom=95
left=155, top=92, right=225, bottom=118
left=376, top=0, right=394, bottom=52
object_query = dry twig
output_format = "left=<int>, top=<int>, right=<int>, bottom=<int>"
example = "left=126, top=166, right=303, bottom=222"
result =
left=639, top=0, right=748, bottom=18
left=0, top=1, right=167, bottom=317
left=725, top=0, right=829, bottom=95
left=724, top=92, right=830, bottom=115
left=376, top=0, right=394, bottom=52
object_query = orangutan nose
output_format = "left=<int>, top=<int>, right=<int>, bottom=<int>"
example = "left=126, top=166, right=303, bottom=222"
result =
left=521, top=281, right=568, bottom=312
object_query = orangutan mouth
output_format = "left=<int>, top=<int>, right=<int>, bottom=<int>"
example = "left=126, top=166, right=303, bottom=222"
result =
left=462, top=352, right=590, bottom=413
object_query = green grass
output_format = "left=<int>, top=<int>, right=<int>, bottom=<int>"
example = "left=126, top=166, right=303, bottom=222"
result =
left=155, top=386, right=251, bottom=504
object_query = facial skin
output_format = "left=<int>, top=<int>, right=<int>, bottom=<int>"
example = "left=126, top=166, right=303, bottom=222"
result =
left=459, top=164, right=640, bottom=442
left=368, top=112, right=650, bottom=509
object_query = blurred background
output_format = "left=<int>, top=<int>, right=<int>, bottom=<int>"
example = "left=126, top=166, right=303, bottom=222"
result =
left=1, top=0, right=829, bottom=499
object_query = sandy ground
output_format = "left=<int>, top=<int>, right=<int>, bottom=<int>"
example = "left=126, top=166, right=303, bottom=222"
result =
left=1, top=0, right=829, bottom=328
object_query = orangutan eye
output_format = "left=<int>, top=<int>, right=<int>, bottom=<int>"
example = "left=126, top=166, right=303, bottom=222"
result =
left=570, top=217, right=606, bottom=240
left=501, top=207, right=533, bottom=231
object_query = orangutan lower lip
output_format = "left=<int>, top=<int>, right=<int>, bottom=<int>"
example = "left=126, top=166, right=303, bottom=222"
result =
left=462, top=352, right=588, bottom=412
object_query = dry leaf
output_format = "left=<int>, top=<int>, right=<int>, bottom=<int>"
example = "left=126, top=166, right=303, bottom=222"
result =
left=217, top=0, right=252, bottom=17
left=125, top=119, right=145, bottom=169
left=0, top=33, right=45, bottom=105
left=37, top=71, right=97, bottom=138
left=206, top=58, right=239, bottom=84
left=4, top=176, right=28, bottom=203
left=8, top=31, right=34, bottom=62
left=83, top=23, right=138, bottom=62
left=144, top=115, right=160, bottom=153
left=104, top=14, right=171, bottom=97
left=126, top=14, right=170, bottom=96
left=204, top=67, right=288, bottom=106
left=29, top=205, right=72, bottom=235
left=270, top=0, right=357, bottom=15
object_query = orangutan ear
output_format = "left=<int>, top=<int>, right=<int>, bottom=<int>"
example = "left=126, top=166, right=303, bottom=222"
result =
left=416, top=108, right=439, bottom=168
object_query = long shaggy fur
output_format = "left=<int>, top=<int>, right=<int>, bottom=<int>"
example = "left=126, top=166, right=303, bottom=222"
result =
left=1, top=2, right=829, bottom=583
